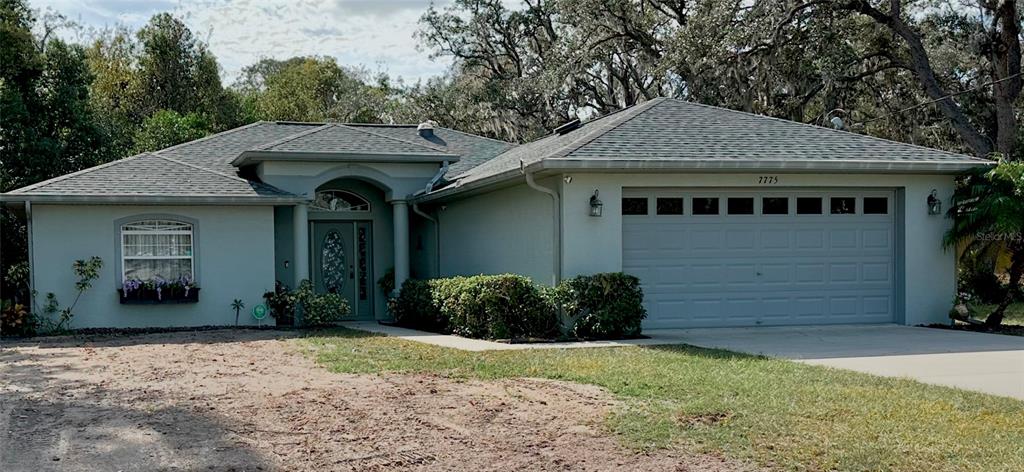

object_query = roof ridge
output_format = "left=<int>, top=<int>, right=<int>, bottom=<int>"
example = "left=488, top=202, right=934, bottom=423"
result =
left=437, top=126, right=516, bottom=146
left=253, top=123, right=336, bottom=151
left=340, top=124, right=452, bottom=154
left=551, top=98, right=666, bottom=159
left=7, top=154, right=148, bottom=194
left=153, top=154, right=259, bottom=185
left=154, top=121, right=269, bottom=157
left=346, top=122, right=516, bottom=146
left=671, top=99, right=986, bottom=161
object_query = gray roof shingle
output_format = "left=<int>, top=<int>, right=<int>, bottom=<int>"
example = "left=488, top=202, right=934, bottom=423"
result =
left=345, top=124, right=513, bottom=177
left=157, top=121, right=319, bottom=173
left=2, top=98, right=991, bottom=203
left=565, top=98, right=989, bottom=162
left=7, top=153, right=295, bottom=200
left=444, top=97, right=991, bottom=192
left=254, top=123, right=453, bottom=155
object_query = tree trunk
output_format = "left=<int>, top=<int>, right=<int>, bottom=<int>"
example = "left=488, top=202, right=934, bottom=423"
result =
left=987, top=247, right=1024, bottom=327
left=991, top=0, right=1022, bottom=160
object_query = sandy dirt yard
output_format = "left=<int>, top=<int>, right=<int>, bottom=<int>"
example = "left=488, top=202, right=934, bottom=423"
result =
left=0, top=330, right=750, bottom=471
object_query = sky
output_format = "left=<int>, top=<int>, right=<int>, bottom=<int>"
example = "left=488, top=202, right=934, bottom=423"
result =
left=29, top=0, right=460, bottom=86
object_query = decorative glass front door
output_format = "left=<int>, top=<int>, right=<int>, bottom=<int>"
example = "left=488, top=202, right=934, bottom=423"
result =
left=310, top=221, right=373, bottom=319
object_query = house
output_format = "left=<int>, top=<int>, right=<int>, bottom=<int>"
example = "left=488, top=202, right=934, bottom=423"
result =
left=0, top=98, right=992, bottom=329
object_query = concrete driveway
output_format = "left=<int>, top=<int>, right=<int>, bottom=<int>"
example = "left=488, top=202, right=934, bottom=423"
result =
left=648, top=324, right=1024, bottom=400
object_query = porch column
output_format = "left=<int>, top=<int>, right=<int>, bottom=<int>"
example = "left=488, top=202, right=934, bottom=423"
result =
left=392, top=200, right=410, bottom=293
left=292, top=203, right=309, bottom=288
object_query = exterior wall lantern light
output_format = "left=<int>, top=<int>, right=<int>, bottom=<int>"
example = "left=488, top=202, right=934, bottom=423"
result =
left=589, top=189, right=603, bottom=217
left=927, top=189, right=942, bottom=215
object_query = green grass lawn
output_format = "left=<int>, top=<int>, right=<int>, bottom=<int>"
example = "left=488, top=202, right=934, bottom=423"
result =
left=973, top=302, right=1024, bottom=325
left=298, top=329, right=1024, bottom=472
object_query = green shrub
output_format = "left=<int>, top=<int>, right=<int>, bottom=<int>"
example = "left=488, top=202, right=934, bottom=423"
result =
left=1, top=299, right=35, bottom=336
left=957, top=256, right=1005, bottom=304
left=294, top=280, right=351, bottom=326
left=393, top=279, right=445, bottom=331
left=394, top=274, right=558, bottom=340
left=263, top=281, right=296, bottom=324
left=553, top=272, right=646, bottom=339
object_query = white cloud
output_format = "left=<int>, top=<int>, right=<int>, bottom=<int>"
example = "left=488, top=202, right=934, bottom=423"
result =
left=30, top=0, right=455, bottom=84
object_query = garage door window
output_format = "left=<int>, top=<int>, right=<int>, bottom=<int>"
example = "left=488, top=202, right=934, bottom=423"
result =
left=863, top=197, right=888, bottom=214
left=622, top=197, right=649, bottom=215
left=762, top=197, right=789, bottom=215
left=727, top=197, right=754, bottom=215
left=830, top=197, right=856, bottom=214
left=656, top=197, right=684, bottom=215
left=693, top=198, right=719, bottom=215
left=796, top=197, right=823, bottom=214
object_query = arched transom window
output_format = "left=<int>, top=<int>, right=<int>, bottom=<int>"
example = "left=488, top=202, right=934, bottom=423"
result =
left=121, top=219, right=194, bottom=282
left=312, top=190, right=370, bottom=212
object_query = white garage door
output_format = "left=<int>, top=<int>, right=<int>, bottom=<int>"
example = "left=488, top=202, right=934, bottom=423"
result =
left=622, top=189, right=896, bottom=328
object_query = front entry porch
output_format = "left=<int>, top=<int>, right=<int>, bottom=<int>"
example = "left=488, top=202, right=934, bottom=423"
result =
left=274, top=175, right=421, bottom=322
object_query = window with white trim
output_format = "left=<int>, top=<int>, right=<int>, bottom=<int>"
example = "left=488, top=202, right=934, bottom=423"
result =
left=311, top=190, right=371, bottom=212
left=121, top=220, right=194, bottom=281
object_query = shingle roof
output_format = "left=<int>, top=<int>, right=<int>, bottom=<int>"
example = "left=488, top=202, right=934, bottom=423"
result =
left=253, top=123, right=453, bottom=155
left=441, top=97, right=992, bottom=194
left=6, top=153, right=296, bottom=201
left=451, top=99, right=661, bottom=185
left=2, top=98, right=991, bottom=204
left=157, top=121, right=319, bottom=173
left=345, top=124, right=513, bottom=177
left=565, top=98, right=989, bottom=163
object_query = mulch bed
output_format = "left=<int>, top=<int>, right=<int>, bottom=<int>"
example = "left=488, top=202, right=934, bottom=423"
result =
left=925, top=322, right=1024, bottom=337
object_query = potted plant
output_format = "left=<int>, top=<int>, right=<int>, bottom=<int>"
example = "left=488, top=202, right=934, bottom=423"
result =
left=118, top=275, right=200, bottom=304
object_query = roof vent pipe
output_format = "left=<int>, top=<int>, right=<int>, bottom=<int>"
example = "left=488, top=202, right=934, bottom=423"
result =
left=553, top=118, right=581, bottom=135
left=417, top=121, right=435, bottom=138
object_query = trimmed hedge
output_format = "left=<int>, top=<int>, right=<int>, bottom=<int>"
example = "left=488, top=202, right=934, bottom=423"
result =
left=394, top=272, right=646, bottom=341
left=395, top=274, right=558, bottom=340
left=552, top=272, right=646, bottom=339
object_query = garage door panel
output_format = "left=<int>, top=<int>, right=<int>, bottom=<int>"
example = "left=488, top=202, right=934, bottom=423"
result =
left=795, top=230, right=826, bottom=249
left=863, top=229, right=891, bottom=248
left=691, top=230, right=724, bottom=250
left=862, top=263, right=891, bottom=282
left=724, top=264, right=757, bottom=285
left=828, top=263, right=859, bottom=282
left=624, top=189, right=896, bottom=328
left=795, top=263, right=826, bottom=283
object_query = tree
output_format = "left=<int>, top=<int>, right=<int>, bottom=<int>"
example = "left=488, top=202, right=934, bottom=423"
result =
left=417, top=1, right=1021, bottom=156
left=236, top=56, right=393, bottom=123
left=1, top=2, right=113, bottom=193
left=1, top=0, right=118, bottom=308
left=85, top=13, right=242, bottom=151
left=839, top=0, right=1015, bottom=159
left=132, top=110, right=213, bottom=153
left=945, top=160, right=1024, bottom=327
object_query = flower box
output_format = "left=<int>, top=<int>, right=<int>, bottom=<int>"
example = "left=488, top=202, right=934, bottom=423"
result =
left=118, top=287, right=200, bottom=304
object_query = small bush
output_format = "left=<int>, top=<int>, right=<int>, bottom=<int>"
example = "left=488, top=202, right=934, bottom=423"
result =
left=294, top=280, right=351, bottom=326
left=393, top=279, right=446, bottom=331
left=957, top=257, right=1005, bottom=304
left=553, top=272, right=646, bottom=339
left=263, top=281, right=296, bottom=324
left=394, top=274, right=558, bottom=340
left=1, top=299, right=35, bottom=336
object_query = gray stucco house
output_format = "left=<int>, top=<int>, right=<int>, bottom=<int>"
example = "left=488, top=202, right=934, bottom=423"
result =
left=1, top=98, right=992, bottom=329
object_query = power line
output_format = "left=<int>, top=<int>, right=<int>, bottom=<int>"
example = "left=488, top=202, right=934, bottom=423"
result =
left=858, top=71, right=1023, bottom=125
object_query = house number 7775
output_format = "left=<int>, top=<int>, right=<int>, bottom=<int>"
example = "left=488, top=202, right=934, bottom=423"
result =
left=758, top=176, right=779, bottom=184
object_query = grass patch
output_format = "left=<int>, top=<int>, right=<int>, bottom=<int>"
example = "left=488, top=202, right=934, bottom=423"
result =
left=298, top=328, right=1024, bottom=471
left=972, top=302, right=1024, bottom=326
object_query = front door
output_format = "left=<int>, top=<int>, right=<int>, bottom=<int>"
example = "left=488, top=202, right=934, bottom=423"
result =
left=310, top=221, right=373, bottom=320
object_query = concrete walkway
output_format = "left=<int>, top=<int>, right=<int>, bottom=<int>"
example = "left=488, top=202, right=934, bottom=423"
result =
left=342, top=322, right=1024, bottom=400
